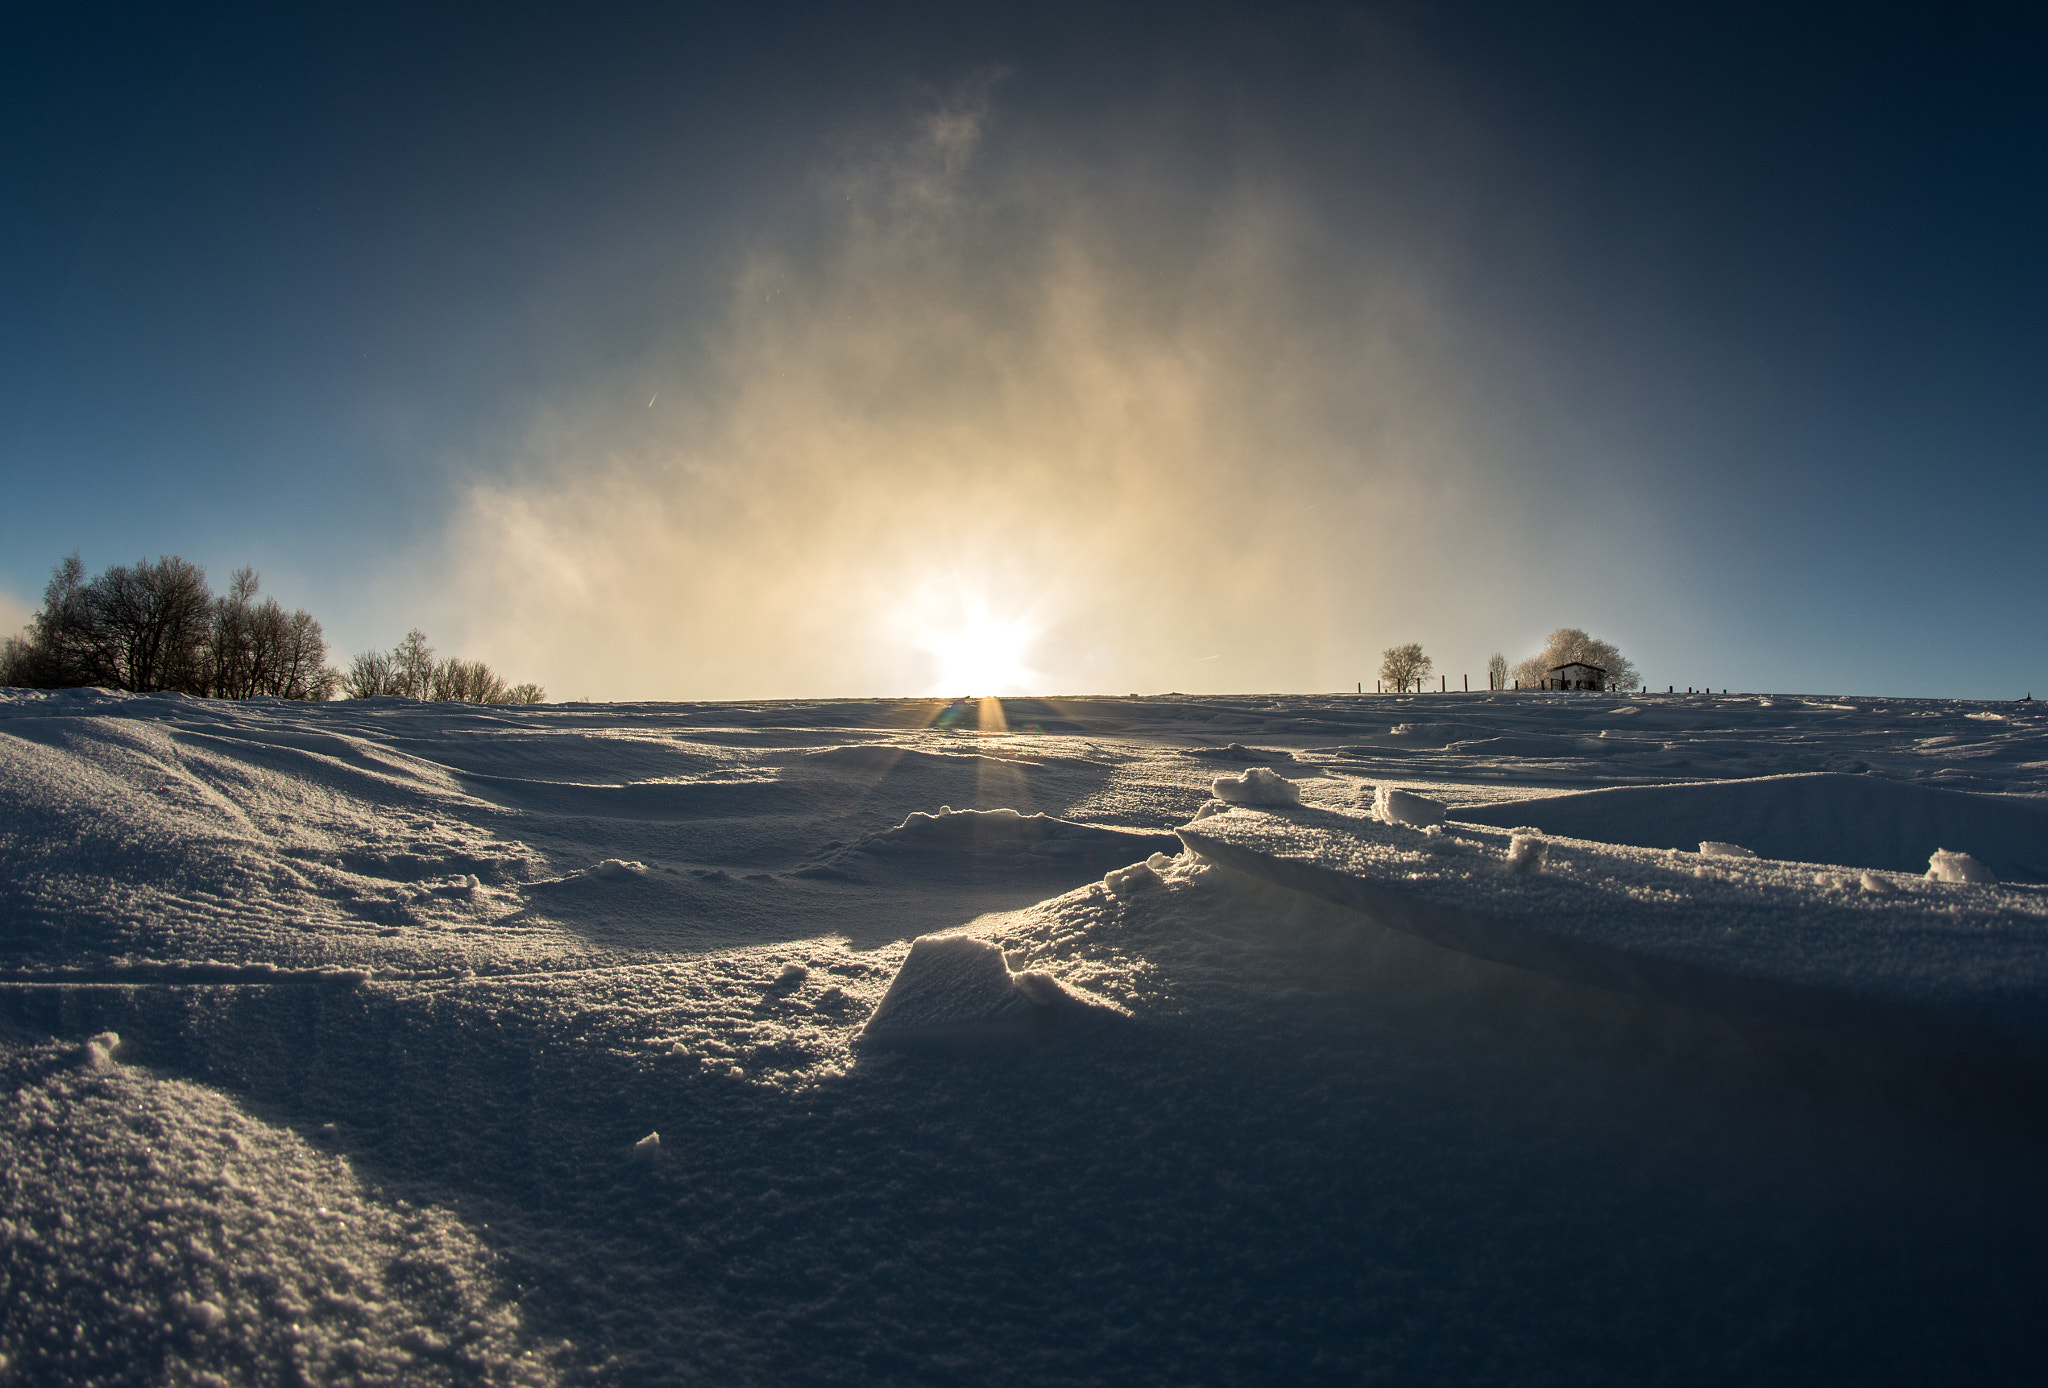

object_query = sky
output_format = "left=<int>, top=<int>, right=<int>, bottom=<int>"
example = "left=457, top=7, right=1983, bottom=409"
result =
left=2, top=2, right=2043, bottom=700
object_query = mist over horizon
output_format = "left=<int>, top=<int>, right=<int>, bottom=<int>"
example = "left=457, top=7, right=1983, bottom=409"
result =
left=428, top=82, right=1553, bottom=700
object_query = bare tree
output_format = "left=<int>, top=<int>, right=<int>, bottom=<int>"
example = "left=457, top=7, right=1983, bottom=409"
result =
left=0, top=634, right=30, bottom=687
left=1512, top=628, right=1640, bottom=691
left=1379, top=643, right=1432, bottom=693
left=390, top=629, right=436, bottom=700
left=275, top=609, right=338, bottom=700
left=1487, top=652, right=1509, bottom=691
left=344, top=650, right=395, bottom=699
left=203, top=568, right=335, bottom=700
left=346, top=630, right=543, bottom=704
left=84, top=555, right=213, bottom=693
left=6, top=553, right=333, bottom=698
left=430, top=657, right=509, bottom=704
left=4, top=554, right=98, bottom=687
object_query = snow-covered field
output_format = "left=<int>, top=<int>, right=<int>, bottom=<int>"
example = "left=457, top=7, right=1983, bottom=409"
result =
left=5, top=688, right=2047, bottom=1384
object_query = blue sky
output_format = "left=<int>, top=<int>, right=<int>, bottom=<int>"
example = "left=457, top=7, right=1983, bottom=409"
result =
left=3, top=3, right=2043, bottom=699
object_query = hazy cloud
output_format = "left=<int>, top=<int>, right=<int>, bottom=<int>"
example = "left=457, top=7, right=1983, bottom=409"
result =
left=0, top=589, right=31, bottom=641
left=433, top=85, right=1530, bottom=698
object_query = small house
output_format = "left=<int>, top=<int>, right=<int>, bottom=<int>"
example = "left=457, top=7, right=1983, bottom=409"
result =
left=1548, top=661, right=1606, bottom=691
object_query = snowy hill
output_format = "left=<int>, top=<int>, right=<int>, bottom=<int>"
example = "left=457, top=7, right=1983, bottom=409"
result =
left=4, top=688, right=2048, bottom=1383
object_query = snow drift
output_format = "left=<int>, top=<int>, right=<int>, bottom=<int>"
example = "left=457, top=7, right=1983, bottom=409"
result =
left=1179, top=801, right=2048, bottom=1057
left=1451, top=771, right=2048, bottom=881
left=858, top=932, right=1118, bottom=1045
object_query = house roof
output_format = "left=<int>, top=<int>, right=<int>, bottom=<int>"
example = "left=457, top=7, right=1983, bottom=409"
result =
left=1549, top=661, right=1607, bottom=674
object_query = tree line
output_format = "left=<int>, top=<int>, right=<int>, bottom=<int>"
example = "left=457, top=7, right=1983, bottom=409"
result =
left=342, top=629, right=543, bottom=705
left=1, top=552, right=543, bottom=705
left=1377, top=627, right=1642, bottom=693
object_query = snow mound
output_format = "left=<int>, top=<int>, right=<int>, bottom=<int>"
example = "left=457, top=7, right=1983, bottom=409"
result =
left=858, top=934, right=1116, bottom=1045
left=1211, top=767, right=1300, bottom=805
left=1377, top=786, right=1447, bottom=828
left=1699, top=841, right=1756, bottom=858
left=1452, top=772, right=2048, bottom=881
left=0, top=1038, right=555, bottom=1384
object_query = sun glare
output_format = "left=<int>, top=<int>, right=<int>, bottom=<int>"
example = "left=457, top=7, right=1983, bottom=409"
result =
left=925, top=608, right=1034, bottom=695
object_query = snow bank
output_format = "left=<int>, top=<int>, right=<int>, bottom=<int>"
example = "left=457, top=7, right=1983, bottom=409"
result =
left=1211, top=766, right=1300, bottom=805
left=1452, top=772, right=2048, bottom=881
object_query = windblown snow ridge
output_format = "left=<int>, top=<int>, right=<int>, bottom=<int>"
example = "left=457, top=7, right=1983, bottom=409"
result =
left=1179, top=803, right=2048, bottom=1059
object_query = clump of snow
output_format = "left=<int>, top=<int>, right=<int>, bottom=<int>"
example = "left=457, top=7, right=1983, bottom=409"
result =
left=1699, top=841, right=1757, bottom=858
left=1105, top=861, right=1164, bottom=894
left=775, top=962, right=809, bottom=987
left=1377, top=786, right=1447, bottom=828
left=1210, top=766, right=1300, bottom=805
left=1505, top=833, right=1549, bottom=874
left=588, top=858, right=647, bottom=879
left=1861, top=871, right=1902, bottom=895
left=632, top=1131, right=661, bottom=1158
left=1927, top=848, right=1996, bottom=884
left=1190, top=799, right=1232, bottom=821
left=76, top=1031, right=124, bottom=1071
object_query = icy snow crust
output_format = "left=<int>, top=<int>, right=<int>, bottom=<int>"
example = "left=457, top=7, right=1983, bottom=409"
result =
left=5, top=688, right=2048, bottom=1382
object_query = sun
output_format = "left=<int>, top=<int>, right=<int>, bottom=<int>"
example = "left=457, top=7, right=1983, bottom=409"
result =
left=925, top=608, right=1034, bottom=695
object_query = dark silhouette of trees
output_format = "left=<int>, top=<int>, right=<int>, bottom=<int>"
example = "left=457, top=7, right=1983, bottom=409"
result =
left=1, top=553, right=335, bottom=699
left=3, top=555, right=546, bottom=705
left=205, top=568, right=337, bottom=700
